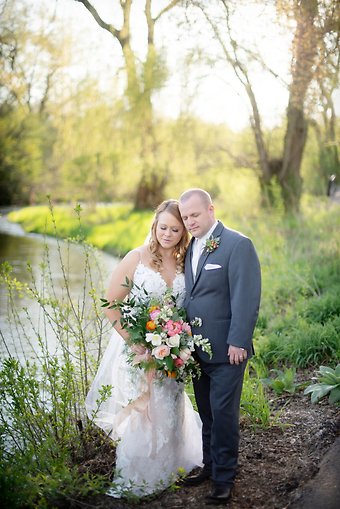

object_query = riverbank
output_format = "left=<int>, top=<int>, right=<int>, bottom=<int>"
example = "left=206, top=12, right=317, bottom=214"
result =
left=6, top=203, right=153, bottom=257
left=5, top=197, right=340, bottom=341
left=1, top=198, right=339, bottom=508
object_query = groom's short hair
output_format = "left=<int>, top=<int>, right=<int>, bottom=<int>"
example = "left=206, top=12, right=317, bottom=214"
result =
left=179, top=188, right=212, bottom=206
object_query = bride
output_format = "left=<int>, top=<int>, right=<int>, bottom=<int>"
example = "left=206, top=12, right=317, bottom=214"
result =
left=85, top=199, right=202, bottom=497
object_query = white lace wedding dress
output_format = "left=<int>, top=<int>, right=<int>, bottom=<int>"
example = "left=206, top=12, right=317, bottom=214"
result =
left=85, top=262, right=202, bottom=497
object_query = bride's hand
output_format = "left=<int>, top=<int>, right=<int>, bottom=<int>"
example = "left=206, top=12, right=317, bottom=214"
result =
left=130, top=344, right=147, bottom=355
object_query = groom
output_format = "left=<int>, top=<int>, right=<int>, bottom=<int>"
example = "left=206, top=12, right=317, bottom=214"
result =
left=179, top=188, right=261, bottom=505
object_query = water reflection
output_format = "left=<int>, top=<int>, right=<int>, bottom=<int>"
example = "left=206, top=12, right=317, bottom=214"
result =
left=0, top=215, right=118, bottom=362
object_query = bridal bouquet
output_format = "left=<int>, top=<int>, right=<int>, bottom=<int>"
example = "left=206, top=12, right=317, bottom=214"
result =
left=101, top=280, right=211, bottom=383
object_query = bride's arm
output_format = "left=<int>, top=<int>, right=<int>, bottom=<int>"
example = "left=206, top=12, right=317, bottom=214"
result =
left=104, top=249, right=140, bottom=340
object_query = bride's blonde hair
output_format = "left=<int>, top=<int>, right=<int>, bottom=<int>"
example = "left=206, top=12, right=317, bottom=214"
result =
left=149, top=199, right=189, bottom=272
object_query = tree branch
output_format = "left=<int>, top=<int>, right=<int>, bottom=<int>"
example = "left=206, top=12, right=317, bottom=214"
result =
left=154, top=0, right=182, bottom=22
left=217, top=144, right=257, bottom=171
left=241, top=46, right=289, bottom=88
left=39, top=69, right=56, bottom=115
left=192, top=1, right=270, bottom=178
left=145, top=0, right=154, bottom=44
left=74, top=0, right=120, bottom=39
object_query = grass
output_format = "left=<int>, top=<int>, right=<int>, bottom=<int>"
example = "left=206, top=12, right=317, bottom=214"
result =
left=241, top=363, right=272, bottom=427
left=7, top=196, right=340, bottom=371
left=1, top=194, right=339, bottom=505
left=8, top=203, right=153, bottom=256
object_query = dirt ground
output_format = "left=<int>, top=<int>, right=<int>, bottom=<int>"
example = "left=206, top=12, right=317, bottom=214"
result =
left=77, top=376, right=339, bottom=509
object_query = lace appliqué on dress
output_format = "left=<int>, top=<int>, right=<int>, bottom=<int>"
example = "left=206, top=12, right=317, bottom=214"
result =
left=85, top=262, right=202, bottom=497
left=131, top=262, right=186, bottom=307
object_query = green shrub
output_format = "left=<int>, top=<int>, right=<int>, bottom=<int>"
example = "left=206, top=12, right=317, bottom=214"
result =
left=259, top=316, right=340, bottom=368
left=304, top=364, right=340, bottom=405
left=311, top=253, right=340, bottom=293
left=301, top=290, right=340, bottom=324
left=0, top=205, right=113, bottom=506
left=0, top=446, right=30, bottom=509
left=0, top=356, right=111, bottom=507
left=262, top=367, right=298, bottom=396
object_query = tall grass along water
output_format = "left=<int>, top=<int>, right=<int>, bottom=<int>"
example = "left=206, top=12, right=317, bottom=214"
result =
left=0, top=199, right=339, bottom=507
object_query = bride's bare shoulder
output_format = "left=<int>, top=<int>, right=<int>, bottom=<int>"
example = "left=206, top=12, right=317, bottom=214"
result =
left=132, top=245, right=153, bottom=266
left=118, top=249, right=137, bottom=270
left=120, top=246, right=149, bottom=270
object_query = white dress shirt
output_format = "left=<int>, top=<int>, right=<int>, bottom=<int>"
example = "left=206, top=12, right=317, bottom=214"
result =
left=191, top=221, right=218, bottom=277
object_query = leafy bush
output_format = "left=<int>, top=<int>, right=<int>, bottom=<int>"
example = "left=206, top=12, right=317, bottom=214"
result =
left=259, top=315, right=340, bottom=368
left=304, top=365, right=340, bottom=405
left=301, top=290, right=340, bottom=324
left=262, top=367, right=299, bottom=396
left=0, top=331, right=111, bottom=508
left=0, top=204, right=113, bottom=506
left=311, top=253, right=340, bottom=294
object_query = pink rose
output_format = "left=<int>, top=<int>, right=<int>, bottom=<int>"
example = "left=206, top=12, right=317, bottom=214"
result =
left=164, top=320, right=183, bottom=336
left=179, top=347, right=192, bottom=362
left=150, top=309, right=161, bottom=321
left=152, top=344, right=170, bottom=360
left=174, top=357, right=184, bottom=367
left=182, top=322, right=192, bottom=334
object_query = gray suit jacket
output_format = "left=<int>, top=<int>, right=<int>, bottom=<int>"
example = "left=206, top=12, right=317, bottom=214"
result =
left=184, top=221, right=261, bottom=363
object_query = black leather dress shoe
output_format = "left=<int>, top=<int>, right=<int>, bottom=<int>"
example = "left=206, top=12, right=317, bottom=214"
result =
left=182, top=466, right=211, bottom=486
left=205, top=485, right=232, bottom=505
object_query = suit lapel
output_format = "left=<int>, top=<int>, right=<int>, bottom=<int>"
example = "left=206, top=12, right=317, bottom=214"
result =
left=185, top=238, right=195, bottom=290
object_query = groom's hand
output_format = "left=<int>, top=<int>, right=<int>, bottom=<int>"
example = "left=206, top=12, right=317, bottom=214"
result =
left=228, top=345, right=247, bottom=365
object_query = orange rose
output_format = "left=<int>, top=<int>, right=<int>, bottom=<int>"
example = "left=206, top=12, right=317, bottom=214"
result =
left=166, top=371, right=177, bottom=378
left=146, top=320, right=156, bottom=331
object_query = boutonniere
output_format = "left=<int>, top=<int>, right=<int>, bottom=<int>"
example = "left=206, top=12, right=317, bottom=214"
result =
left=204, top=236, right=220, bottom=253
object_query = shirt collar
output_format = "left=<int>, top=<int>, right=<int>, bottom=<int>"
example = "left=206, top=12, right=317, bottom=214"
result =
left=196, top=220, right=219, bottom=246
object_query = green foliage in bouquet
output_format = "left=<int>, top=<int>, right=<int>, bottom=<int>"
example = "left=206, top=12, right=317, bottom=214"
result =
left=101, top=278, right=212, bottom=383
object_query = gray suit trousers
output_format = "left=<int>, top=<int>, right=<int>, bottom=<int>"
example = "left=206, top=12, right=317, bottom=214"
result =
left=193, top=359, right=247, bottom=485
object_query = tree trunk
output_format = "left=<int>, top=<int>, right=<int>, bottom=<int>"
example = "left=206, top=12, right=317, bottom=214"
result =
left=318, top=81, right=340, bottom=185
left=279, top=0, right=319, bottom=212
left=134, top=164, right=167, bottom=209
left=75, top=0, right=179, bottom=209
left=279, top=105, right=307, bottom=211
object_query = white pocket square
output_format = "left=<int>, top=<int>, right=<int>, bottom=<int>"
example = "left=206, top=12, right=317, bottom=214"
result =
left=204, top=263, right=222, bottom=270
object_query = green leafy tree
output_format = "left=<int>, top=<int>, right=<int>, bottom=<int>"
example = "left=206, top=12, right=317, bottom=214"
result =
left=0, top=0, right=68, bottom=204
left=74, top=0, right=182, bottom=209
left=188, top=0, right=340, bottom=212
